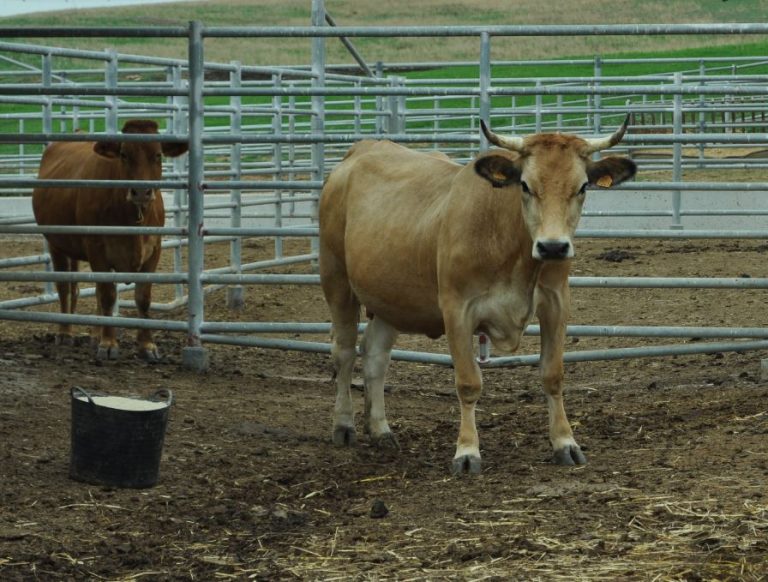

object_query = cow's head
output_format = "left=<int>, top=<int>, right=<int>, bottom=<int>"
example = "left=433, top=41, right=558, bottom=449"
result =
left=93, top=119, right=189, bottom=209
left=475, top=116, right=637, bottom=260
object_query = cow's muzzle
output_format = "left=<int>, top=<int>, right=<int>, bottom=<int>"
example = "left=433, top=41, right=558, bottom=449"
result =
left=534, top=239, right=573, bottom=261
left=128, top=188, right=155, bottom=207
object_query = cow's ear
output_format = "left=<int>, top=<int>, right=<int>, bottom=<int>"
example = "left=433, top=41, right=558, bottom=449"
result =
left=587, top=156, right=637, bottom=188
left=162, top=142, right=189, bottom=158
left=475, top=154, right=522, bottom=188
left=93, top=141, right=121, bottom=159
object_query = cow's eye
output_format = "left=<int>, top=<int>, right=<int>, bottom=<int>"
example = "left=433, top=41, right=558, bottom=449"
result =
left=576, top=182, right=588, bottom=197
left=521, top=181, right=531, bottom=195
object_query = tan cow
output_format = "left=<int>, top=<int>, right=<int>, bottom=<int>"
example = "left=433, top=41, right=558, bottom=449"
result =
left=319, top=116, right=636, bottom=474
left=32, top=120, right=188, bottom=361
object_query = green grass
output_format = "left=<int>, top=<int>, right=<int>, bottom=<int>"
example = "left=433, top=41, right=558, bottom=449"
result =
left=393, top=38, right=768, bottom=130
left=1, top=37, right=766, bottom=146
left=1, top=1, right=767, bottom=159
left=403, top=40, right=768, bottom=81
left=1, top=0, right=767, bottom=65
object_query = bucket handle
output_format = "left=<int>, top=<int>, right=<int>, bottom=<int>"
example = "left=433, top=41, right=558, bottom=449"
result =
left=71, top=385, right=94, bottom=405
left=151, top=388, right=174, bottom=408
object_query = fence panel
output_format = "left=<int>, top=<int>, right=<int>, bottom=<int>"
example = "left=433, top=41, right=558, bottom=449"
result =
left=1, top=19, right=767, bottom=370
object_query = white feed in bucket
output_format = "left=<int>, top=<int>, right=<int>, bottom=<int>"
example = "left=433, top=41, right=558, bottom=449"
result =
left=74, top=395, right=168, bottom=412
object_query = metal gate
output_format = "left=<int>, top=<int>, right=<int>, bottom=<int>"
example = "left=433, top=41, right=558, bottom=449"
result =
left=1, top=5, right=767, bottom=371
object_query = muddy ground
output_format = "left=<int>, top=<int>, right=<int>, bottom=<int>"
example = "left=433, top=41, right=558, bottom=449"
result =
left=1, top=235, right=768, bottom=581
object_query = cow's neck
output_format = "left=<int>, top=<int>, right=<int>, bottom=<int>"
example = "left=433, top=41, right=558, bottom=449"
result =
left=512, top=247, right=544, bottom=296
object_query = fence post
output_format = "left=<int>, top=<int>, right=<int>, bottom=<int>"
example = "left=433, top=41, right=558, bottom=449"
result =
left=375, top=61, right=384, bottom=134
left=19, top=119, right=26, bottom=177
left=479, top=31, right=491, bottom=152
left=228, top=61, right=245, bottom=310
left=722, top=65, right=733, bottom=134
left=671, top=72, right=683, bottom=230
left=387, top=76, right=398, bottom=133
left=272, top=72, right=284, bottom=260
left=397, top=76, right=406, bottom=135
left=104, top=50, right=118, bottom=133
left=105, top=50, right=120, bottom=317
left=698, top=59, right=706, bottom=166
left=593, top=56, right=602, bottom=134
left=182, top=19, right=209, bottom=372
left=433, top=96, right=439, bottom=149
left=642, top=94, right=648, bottom=132
left=310, top=0, right=326, bottom=262
left=36, top=53, right=55, bottom=295
left=288, top=88, right=297, bottom=216
left=169, top=64, right=188, bottom=306
left=535, top=80, right=542, bottom=133
left=72, top=104, right=80, bottom=133
left=354, top=79, right=362, bottom=135
left=42, top=52, right=52, bottom=135
left=41, top=50, right=53, bottom=294
left=470, top=96, right=476, bottom=135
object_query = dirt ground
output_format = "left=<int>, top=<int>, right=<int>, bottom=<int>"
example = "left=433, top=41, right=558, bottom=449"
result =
left=1, top=235, right=768, bottom=581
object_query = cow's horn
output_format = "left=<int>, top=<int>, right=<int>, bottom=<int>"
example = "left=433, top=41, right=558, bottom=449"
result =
left=583, top=114, right=631, bottom=154
left=480, top=119, right=525, bottom=153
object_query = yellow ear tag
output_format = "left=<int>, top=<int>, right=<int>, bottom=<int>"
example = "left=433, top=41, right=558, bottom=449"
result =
left=596, top=175, right=613, bottom=188
left=492, top=171, right=507, bottom=182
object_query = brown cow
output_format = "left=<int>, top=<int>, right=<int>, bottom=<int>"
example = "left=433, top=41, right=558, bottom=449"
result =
left=319, top=116, right=636, bottom=474
left=32, top=119, right=188, bottom=361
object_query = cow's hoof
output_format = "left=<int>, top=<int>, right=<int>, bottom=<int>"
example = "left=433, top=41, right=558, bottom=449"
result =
left=372, top=432, right=400, bottom=451
left=139, top=346, right=161, bottom=363
left=332, top=426, right=357, bottom=447
left=452, top=455, right=482, bottom=476
left=553, top=445, right=587, bottom=466
left=96, top=345, right=119, bottom=361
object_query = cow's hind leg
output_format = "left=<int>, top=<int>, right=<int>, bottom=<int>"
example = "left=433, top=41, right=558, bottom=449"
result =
left=330, top=314, right=359, bottom=446
left=361, top=316, right=399, bottom=450
left=49, top=250, right=77, bottom=345
left=323, top=276, right=361, bottom=446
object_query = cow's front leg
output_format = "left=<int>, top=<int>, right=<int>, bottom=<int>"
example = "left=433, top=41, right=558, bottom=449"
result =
left=445, top=309, right=483, bottom=475
left=537, top=273, right=586, bottom=466
left=361, top=317, right=399, bottom=450
left=50, top=251, right=77, bottom=344
left=134, top=245, right=164, bottom=361
left=95, top=282, right=119, bottom=360
left=134, top=281, right=159, bottom=362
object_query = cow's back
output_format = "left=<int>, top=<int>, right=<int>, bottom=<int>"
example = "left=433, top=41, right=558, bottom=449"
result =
left=320, top=140, right=462, bottom=334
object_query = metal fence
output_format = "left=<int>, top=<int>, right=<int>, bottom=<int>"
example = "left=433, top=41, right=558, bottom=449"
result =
left=1, top=8, right=767, bottom=370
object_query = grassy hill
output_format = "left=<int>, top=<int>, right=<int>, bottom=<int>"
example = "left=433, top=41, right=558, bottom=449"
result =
left=0, top=0, right=766, bottom=66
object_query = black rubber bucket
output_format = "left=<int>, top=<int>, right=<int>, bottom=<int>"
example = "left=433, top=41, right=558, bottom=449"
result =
left=69, top=386, right=173, bottom=489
